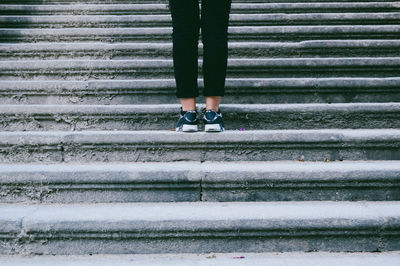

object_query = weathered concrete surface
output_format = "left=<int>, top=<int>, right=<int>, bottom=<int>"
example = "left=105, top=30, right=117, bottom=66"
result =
left=0, top=0, right=399, bottom=259
left=4, top=40, right=400, bottom=60
left=201, top=160, right=400, bottom=202
left=1, top=58, right=399, bottom=80
left=1, top=252, right=400, bottom=266
left=3, top=13, right=400, bottom=28
left=2, top=2, right=399, bottom=15
left=0, top=103, right=399, bottom=131
left=1, top=78, right=399, bottom=105
left=0, top=161, right=399, bottom=203
left=0, top=201, right=399, bottom=255
left=1, top=25, right=399, bottom=42
left=0, top=162, right=202, bottom=203
left=2, top=0, right=396, bottom=3
left=0, top=129, right=399, bottom=163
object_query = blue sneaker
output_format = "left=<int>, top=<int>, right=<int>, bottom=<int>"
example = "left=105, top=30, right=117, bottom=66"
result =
left=175, top=107, right=199, bottom=132
left=203, top=109, right=224, bottom=132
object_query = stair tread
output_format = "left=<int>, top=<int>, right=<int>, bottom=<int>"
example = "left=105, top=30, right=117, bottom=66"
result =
left=2, top=40, right=399, bottom=48
left=0, top=161, right=398, bottom=203
left=2, top=2, right=398, bottom=10
left=0, top=102, right=399, bottom=114
left=2, top=201, right=400, bottom=229
left=1, top=128, right=400, bottom=143
left=1, top=252, right=400, bottom=266
left=1, top=160, right=399, bottom=180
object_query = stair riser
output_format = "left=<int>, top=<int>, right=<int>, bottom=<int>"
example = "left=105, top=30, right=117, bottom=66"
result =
left=0, top=138, right=399, bottom=163
left=1, top=79, right=399, bottom=104
left=0, top=110, right=399, bottom=131
left=1, top=234, right=399, bottom=255
left=3, top=44, right=400, bottom=60
left=0, top=183, right=200, bottom=203
left=2, top=3, right=399, bottom=15
left=2, top=26, right=399, bottom=42
left=2, top=181, right=398, bottom=204
left=3, top=92, right=399, bottom=105
left=1, top=60, right=399, bottom=80
left=1, top=165, right=399, bottom=203
left=3, top=13, right=400, bottom=28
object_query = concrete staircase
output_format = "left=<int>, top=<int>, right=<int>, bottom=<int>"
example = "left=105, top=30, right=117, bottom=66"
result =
left=0, top=0, right=400, bottom=264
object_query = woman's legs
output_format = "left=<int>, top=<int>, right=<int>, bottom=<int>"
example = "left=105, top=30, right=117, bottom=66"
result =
left=168, top=0, right=200, bottom=100
left=201, top=0, right=232, bottom=98
left=169, top=0, right=231, bottom=131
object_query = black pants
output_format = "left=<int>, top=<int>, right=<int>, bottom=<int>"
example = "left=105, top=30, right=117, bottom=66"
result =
left=168, top=0, right=232, bottom=98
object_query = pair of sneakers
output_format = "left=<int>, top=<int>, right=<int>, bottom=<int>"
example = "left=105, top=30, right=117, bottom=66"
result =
left=176, top=107, right=224, bottom=132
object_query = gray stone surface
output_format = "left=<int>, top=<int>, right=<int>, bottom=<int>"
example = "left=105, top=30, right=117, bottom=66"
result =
left=0, top=102, right=399, bottom=131
left=201, top=160, right=400, bottom=201
left=1, top=0, right=399, bottom=259
left=1, top=57, right=399, bottom=80
left=4, top=40, right=399, bottom=60
left=0, top=201, right=399, bottom=254
left=0, top=162, right=202, bottom=203
left=1, top=25, right=399, bottom=42
left=1, top=78, right=399, bottom=105
left=0, top=161, right=399, bottom=203
left=1, top=252, right=400, bottom=266
left=0, top=129, right=399, bottom=163
left=2, top=2, right=399, bottom=15
left=2, top=13, right=399, bottom=28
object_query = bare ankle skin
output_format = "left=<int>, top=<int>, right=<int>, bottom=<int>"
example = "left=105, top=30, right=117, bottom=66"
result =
left=206, top=96, right=221, bottom=111
left=180, top=98, right=196, bottom=111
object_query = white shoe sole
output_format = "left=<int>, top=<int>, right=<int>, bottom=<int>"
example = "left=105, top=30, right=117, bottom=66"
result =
left=180, top=124, right=198, bottom=132
left=205, top=124, right=222, bottom=132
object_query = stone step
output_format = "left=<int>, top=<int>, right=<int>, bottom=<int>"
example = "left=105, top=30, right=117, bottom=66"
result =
left=1, top=58, right=399, bottom=80
left=0, top=129, right=399, bottom=163
left=2, top=13, right=399, bottom=28
left=0, top=161, right=399, bottom=203
left=2, top=252, right=400, bottom=266
left=0, top=103, right=399, bottom=131
left=0, top=201, right=399, bottom=254
left=1, top=25, right=399, bottom=42
left=1, top=78, right=398, bottom=104
left=2, top=2, right=399, bottom=15
left=2, top=40, right=400, bottom=60
left=1, top=0, right=397, bottom=3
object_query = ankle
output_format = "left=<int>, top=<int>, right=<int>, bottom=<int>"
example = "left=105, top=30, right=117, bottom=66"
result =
left=181, top=107, right=197, bottom=113
left=205, top=108, right=220, bottom=113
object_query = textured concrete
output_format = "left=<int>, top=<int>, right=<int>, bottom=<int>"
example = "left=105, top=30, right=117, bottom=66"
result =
left=201, top=160, right=400, bottom=202
left=2, top=13, right=399, bottom=28
left=0, top=103, right=399, bottom=131
left=2, top=2, right=399, bottom=15
left=1, top=57, right=399, bottom=80
left=0, top=162, right=202, bottom=203
left=0, top=78, right=399, bottom=104
left=0, top=201, right=399, bottom=254
left=1, top=0, right=283, bottom=3
left=1, top=252, right=400, bottom=266
left=0, top=129, right=399, bottom=163
left=2, top=40, right=400, bottom=60
left=0, top=161, right=399, bottom=203
left=0, top=0, right=399, bottom=259
left=2, top=25, right=399, bottom=42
